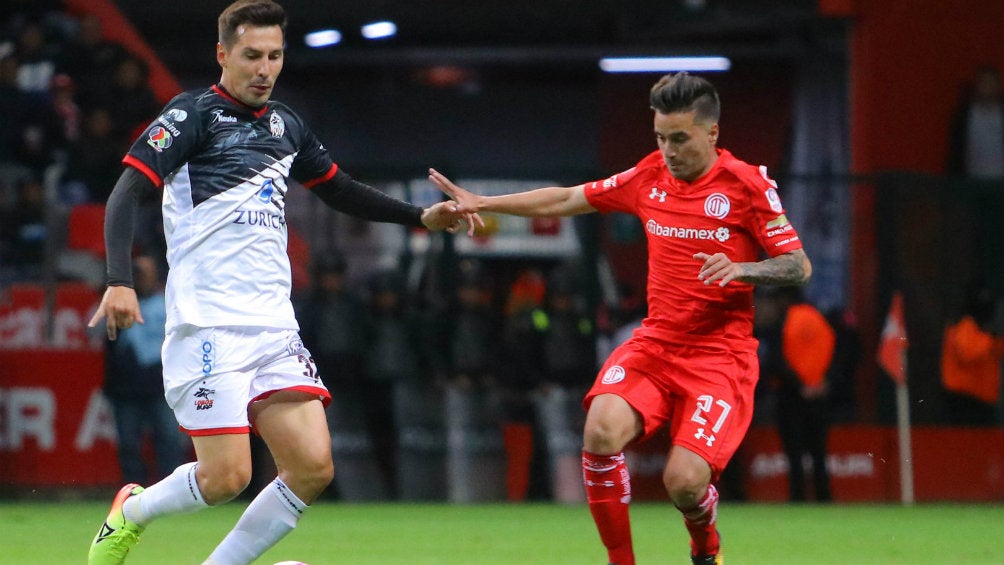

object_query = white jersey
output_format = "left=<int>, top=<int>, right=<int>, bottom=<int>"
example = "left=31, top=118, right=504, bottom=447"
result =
left=123, top=85, right=338, bottom=332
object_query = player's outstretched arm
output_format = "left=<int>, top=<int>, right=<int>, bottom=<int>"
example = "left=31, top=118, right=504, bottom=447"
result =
left=694, top=248, right=811, bottom=287
left=420, top=200, right=482, bottom=234
left=428, top=168, right=596, bottom=226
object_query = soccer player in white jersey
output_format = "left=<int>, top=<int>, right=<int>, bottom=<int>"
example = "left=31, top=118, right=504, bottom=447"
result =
left=86, top=2, right=472, bottom=564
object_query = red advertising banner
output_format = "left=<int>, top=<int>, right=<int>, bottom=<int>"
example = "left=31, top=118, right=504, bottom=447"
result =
left=0, top=282, right=103, bottom=351
left=0, top=348, right=120, bottom=487
left=627, top=425, right=1004, bottom=502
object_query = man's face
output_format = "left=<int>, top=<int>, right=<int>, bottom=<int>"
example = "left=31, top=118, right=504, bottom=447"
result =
left=217, top=24, right=284, bottom=107
left=653, top=109, right=718, bottom=182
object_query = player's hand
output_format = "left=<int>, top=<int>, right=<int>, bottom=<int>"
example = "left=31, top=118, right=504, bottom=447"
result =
left=87, top=285, right=144, bottom=341
left=427, top=168, right=486, bottom=236
left=420, top=200, right=482, bottom=234
left=693, top=252, right=744, bottom=287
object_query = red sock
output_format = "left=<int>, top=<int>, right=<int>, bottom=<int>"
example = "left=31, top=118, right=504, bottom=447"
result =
left=582, top=451, right=634, bottom=565
left=678, top=483, right=720, bottom=557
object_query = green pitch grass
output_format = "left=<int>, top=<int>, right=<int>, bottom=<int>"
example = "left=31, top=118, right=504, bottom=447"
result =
left=1, top=501, right=1001, bottom=564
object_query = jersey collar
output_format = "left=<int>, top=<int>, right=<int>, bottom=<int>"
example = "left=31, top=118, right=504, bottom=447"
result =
left=212, top=84, right=270, bottom=118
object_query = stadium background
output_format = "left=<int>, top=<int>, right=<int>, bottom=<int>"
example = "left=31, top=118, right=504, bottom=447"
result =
left=2, top=0, right=1004, bottom=506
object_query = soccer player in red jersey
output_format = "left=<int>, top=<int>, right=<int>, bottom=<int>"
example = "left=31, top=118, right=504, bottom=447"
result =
left=429, top=72, right=811, bottom=565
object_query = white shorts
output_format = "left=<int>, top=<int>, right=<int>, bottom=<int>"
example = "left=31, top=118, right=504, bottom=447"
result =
left=162, top=325, right=330, bottom=436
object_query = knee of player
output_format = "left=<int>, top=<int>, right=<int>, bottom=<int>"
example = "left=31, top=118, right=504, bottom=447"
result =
left=289, top=456, right=335, bottom=491
left=312, top=458, right=335, bottom=487
left=197, top=465, right=253, bottom=505
left=662, top=466, right=710, bottom=505
left=582, top=420, right=629, bottom=453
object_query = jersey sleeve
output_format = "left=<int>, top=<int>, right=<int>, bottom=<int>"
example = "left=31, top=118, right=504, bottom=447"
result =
left=583, top=153, right=660, bottom=214
left=290, top=121, right=338, bottom=188
left=744, top=165, right=803, bottom=257
left=122, top=93, right=204, bottom=188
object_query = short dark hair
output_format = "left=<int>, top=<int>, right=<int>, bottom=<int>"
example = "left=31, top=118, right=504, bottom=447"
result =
left=649, top=72, right=721, bottom=123
left=218, top=0, right=287, bottom=50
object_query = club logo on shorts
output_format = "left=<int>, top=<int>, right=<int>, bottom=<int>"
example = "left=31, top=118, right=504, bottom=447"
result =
left=601, top=365, right=626, bottom=385
left=193, top=387, right=215, bottom=411
left=287, top=336, right=305, bottom=355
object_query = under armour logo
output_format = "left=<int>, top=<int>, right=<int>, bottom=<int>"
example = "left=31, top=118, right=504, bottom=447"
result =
left=695, top=428, right=716, bottom=447
left=649, top=187, right=667, bottom=202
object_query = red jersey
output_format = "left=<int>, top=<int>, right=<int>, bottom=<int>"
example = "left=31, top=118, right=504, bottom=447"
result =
left=584, top=148, right=803, bottom=351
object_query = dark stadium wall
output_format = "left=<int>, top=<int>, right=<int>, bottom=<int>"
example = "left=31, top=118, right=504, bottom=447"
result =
left=831, top=0, right=1004, bottom=421
left=841, top=0, right=1004, bottom=176
left=597, top=64, right=794, bottom=175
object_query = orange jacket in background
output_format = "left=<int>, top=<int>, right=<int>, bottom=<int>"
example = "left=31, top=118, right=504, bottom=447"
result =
left=782, top=303, right=836, bottom=388
left=941, top=316, right=1004, bottom=404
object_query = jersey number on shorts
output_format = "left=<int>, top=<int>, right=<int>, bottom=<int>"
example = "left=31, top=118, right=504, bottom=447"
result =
left=690, top=394, right=732, bottom=447
left=298, top=354, right=319, bottom=382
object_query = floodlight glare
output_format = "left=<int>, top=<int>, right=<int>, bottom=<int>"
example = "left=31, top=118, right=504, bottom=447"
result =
left=361, top=21, right=397, bottom=40
left=599, top=56, right=732, bottom=73
left=304, top=29, right=342, bottom=48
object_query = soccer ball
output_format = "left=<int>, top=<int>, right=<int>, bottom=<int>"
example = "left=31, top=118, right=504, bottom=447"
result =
left=272, top=562, right=309, bottom=565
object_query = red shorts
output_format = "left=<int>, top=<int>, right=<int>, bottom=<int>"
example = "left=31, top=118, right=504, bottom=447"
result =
left=584, top=335, right=758, bottom=479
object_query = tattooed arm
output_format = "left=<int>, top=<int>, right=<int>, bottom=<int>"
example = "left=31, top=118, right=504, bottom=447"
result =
left=693, top=248, right=811, bottom=287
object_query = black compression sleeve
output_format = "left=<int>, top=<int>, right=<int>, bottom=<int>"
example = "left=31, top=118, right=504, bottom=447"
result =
left=105, top=167, right=157, bottom=287
left=311, top=169, right=425, bottom=228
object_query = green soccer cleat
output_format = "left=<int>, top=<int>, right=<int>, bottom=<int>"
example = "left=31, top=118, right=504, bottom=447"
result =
left=88, top=483, right=146, bottom=565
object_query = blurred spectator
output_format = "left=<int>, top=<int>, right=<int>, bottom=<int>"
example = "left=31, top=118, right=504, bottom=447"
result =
left=498, top=266, right=548, bottom=500
left=0, top=176, right=46, bottom=281
left=363, top=268, right=428, bottom=497
left=437, top=260, right=506, bottom=499
left=47, top=73, right=80, bottom=147
left=21, top=72, right=81, bottom=173
left=296, top=253, right=369, bottom=391
left=12, top=19, right=59, bottom=96
left=596, top=283, right=646, bottom=361
left=824, top=308, right=862, bottom=424
left=104, top=55, right=160, bottom=144
left=0, top=54, right=46, bottom=163
left=443, top=259, right=500, bottom=389
left=538, top=265, right=596, bottom=390
left=14, top=120, right=56, bottom=176
left=941, top=288, right=1003, bottom=425
left=61, top=13, right=128, bottom=109
left=63, top=107, right=125, bottom=204
left=947, top=65, right=1004, bottom=179
left=4, top=0, right=65, bottom=25
left=103, top=254, right=186, bottom=484
left=761, top=286, right=836, bottom=502
left=532, top=264, right=596, bottom=503
left=1, top=49, right=57, bottom=175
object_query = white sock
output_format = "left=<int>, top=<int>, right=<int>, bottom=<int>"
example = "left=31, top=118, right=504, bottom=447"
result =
left=123, top=462, right=208, bottom=526
left=203, top=478, right=307, bottom=565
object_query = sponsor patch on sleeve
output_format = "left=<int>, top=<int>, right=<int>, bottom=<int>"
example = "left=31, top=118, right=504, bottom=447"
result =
left=588, top=166, right=639, bottom=191
left=147, top=126, right=173, bottom=152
